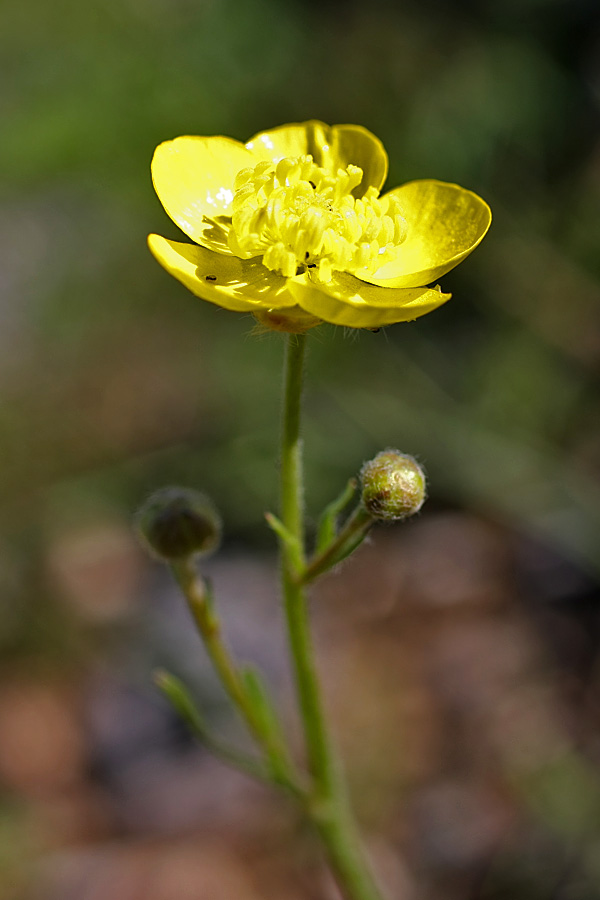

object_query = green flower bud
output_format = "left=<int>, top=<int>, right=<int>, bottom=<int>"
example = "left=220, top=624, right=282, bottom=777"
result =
left=136, top=487, right=221, bottom=561
left=360, top=450, right=426, bottom=521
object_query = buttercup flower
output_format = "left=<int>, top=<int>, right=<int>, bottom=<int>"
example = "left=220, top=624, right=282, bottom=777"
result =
left=148, top=121, right=491, bottom=332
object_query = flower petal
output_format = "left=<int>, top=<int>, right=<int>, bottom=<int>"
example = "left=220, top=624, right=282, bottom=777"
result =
left=151, top=136, right=255, bottom=245
left=245, top=121, right=388, bottom=196
left=288, top=271, right=451, bottom=328
left=148, top=234, right=298, bottom=312
left=357, top=180, right=492, bottom=288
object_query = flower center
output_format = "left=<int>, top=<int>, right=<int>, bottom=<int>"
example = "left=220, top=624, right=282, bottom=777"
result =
left=227, top=155, right=407, bottom=282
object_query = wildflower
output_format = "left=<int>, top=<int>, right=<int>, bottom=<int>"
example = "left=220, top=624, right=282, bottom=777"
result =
left=148, top=121, right=491, bottom=331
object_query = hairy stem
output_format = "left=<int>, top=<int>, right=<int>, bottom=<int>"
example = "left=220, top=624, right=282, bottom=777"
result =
left=300, top=504, right=373, bottom=585
left=172, top=559, right=302, bottom=796
left=280, top=333, right=386, bottom=900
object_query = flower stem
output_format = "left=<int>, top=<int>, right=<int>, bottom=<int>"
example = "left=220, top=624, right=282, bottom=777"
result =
left=280, top=333, right=386, bottom=900
left=300, top=504, right=373, bottom=585
left=172, top=559, right=303, bottom=796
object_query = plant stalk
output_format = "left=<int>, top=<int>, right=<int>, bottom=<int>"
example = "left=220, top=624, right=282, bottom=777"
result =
left=172, top=559, right=302, bottom=795
left=300, top=505, right=373, bottom=585
left=280, top=333, right=386, bottom=900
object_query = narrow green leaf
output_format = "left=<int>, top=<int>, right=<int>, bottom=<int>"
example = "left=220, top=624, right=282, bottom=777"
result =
left=265, top=512, right=303, bottom=563
left=154, top=669, right=206, bottom=738
left=316, top=478, right=357, bottom=553
left=264, top=511, right=299, bottom=548
left=241, top=665, right=285, bottom=742
left=155, top=669, right=270, bottom=782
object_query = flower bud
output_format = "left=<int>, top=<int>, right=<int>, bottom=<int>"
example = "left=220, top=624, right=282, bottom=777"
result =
left=360, top=450, right=426, bottom=521
left=136, top=487, right=221, bottom=561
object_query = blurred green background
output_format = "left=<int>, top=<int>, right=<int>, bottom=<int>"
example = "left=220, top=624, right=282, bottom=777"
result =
left=1, top=0, right=600, bottom=898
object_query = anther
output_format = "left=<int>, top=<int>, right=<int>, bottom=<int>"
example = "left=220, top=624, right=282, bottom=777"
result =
left=228, top=154, right=408, bottom=280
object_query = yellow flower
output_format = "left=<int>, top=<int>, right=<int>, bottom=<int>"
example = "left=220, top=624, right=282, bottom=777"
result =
left=148, top=121, right=491, bottom=332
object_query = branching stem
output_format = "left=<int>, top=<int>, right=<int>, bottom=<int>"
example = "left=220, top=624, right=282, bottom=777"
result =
left=172, top=559, right=303, bottom=797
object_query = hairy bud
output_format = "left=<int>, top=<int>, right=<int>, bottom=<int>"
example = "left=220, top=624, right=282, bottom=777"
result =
left=136, top=487, right=221, bottom=561
left=360, top=450, right=426, bottom=521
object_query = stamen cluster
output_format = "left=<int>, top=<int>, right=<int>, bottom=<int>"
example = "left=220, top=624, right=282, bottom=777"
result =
left=228, top=155, right=407, bottom=282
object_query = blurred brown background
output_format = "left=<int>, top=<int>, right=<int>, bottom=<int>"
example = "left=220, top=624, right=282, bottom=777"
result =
left=1, top=0, right=600, bottom=897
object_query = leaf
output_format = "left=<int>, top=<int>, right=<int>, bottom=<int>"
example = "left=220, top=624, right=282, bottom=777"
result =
left=154, top=669, right=206, bottom=738
left=315, top=477, right=357, bottom=553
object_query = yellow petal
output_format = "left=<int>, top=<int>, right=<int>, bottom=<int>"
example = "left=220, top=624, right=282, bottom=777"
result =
left=245, top=121, right=388, bottom=196
left=151, top=136, right=255, bottom=246
left=358, top=180, right=491, bottom=288
left=148, top=234, right=298, bottom=313
left=288, top=271, right=451, bottom=328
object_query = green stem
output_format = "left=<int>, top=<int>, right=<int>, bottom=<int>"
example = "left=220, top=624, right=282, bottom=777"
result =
left=173, top=559, right=302, bottom=796
left=301, top=505, right=373, bottom=585
left=280, top=333, right=386, bottom=900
